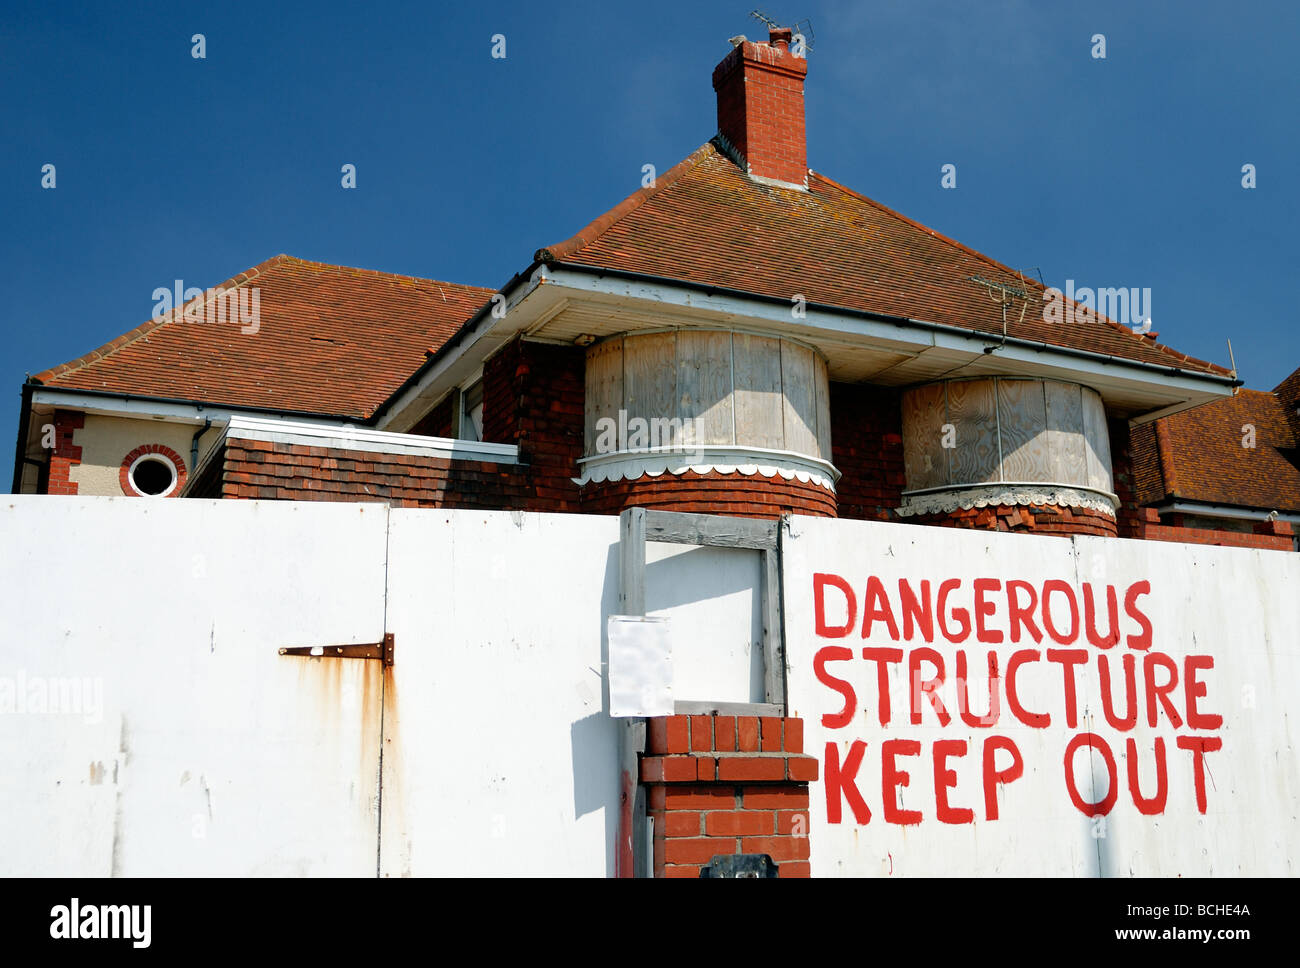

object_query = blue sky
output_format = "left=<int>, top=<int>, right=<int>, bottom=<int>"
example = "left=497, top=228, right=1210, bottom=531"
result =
left=3, top=0, right=1297, bottom=486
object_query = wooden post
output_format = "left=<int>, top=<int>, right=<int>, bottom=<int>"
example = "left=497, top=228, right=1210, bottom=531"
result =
left=617, top=508, right=648, bottom=877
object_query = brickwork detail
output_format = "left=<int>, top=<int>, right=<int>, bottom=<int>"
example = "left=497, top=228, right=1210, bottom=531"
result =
left=218, top=437, right=526, bottom=507
left=906, top=502, right=1119, bottom=537
left=642, top=714, right=818, bottom=878
left=407, top=395, right=454, bottom=439
left=45, top=410, right=84, bottom=495
left=482, top=339, right=584, bottom=512
left=830, top=382, right=906, bottom=522
left=1129, top=507, right=1294, bottom=551
left=580, top=470, right=837, bottom=519
left=712, top=30, right=809, bottom=186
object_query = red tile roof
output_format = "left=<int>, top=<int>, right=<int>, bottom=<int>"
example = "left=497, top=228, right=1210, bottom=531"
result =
left=538, top=142, right=1231, bottom=378
left=1131, top=370, right=1300, bottom=511
left=33, top=256, right=494, bottom=419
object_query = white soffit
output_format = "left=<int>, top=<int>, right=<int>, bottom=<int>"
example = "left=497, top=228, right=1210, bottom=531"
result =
left=378, top=266, right=1236, bottom=431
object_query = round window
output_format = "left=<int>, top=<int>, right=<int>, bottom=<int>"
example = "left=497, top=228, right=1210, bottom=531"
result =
left=119, top=446, right=185, bottom=497
left=131, top=457, right=177, bottom=496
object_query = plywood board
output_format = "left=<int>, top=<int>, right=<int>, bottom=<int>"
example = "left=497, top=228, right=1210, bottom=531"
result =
left=623, top=332, right=677, bottom=427
left=814, top=355, right=833, bottom=460
left=1044, top=380, right=1087, bottom=484
left=584, top=337, right=624, bottom=455
left=997, top=379, right=1049, bottom=482
left=676, top=330, right=734, bottom=446
left=1081, top=389, right=1114, bottom=492
left=732, top=333, right=784, bottom=450
left=901, top=383, right=949, bottom=491
left=946, top=379, right=1000, bottom=484
left=780, top=341, right=819, bottom=457
left=783, top=514, right=1300, bottom=876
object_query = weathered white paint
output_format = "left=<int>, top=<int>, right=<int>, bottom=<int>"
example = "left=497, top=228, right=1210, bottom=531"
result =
left=782, top=515, right=1300, bottom=876
left=379, top=511, right=620, bottom=875
left=0, top=496, right=388, bottom=875
left=378, top=513, right=764, bottom=874
left=0, top=498, right=763, bottom=876
left=8, top=496, right=1293, bottom=877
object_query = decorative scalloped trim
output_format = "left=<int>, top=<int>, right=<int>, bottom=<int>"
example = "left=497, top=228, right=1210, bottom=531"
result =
left=574, top=453, right=837, bottom=492
left=896, top=484, right=1118, bottom=518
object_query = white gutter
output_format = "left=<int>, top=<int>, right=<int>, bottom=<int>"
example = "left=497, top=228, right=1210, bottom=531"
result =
left=30, top=388, right=344, bottom=429
left=1153, top=500, right=1300, bottom=525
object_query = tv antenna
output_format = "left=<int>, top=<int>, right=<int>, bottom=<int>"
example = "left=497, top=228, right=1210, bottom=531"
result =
left=970, top=272, right=1032, bottom=353
left=749, top=10, right=815, bottom=51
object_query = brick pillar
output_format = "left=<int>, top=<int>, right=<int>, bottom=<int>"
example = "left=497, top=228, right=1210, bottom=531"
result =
left=46, top=409, right=84, bottom=495
left=641, top=713, right=818, bottom=878
left=481, top=338, right=584, bottom=512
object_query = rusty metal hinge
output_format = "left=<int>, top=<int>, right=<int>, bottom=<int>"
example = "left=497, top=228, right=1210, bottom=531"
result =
left=279, top=633, right=394, bottom=667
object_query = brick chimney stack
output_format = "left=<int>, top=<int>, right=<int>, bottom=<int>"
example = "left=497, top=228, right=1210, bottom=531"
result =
left=712, top=27, right=809, bottom=189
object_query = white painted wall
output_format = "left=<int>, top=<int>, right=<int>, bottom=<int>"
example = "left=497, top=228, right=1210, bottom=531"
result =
left=0, top=498, right=762, bottom=876
left=6, top=497, right=1294, bottom=876
left=782, top=515, right=1300, bottom=876
left=0, top=497, right=388, bottom=875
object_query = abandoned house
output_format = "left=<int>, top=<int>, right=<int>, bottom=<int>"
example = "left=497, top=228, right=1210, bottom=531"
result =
left=11, top=27, right=1298, bottom=553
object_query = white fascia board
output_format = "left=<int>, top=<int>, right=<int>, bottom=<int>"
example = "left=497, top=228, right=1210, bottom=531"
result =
left=225, top=415, right=519, bottom=464
left=374, top=265, right=1236, bottom=433
left=30, top=388, right=343, bottom=429
left=542, top=268, right=1237, bottom=407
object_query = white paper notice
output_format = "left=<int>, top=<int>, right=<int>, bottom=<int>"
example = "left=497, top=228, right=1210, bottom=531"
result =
left=607, top=615, right=673, bottom=718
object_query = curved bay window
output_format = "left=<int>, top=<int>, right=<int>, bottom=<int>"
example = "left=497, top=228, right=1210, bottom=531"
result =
left=579, top=329, right=838, bottom=491
left=899, top=377, right=1117, bottom=518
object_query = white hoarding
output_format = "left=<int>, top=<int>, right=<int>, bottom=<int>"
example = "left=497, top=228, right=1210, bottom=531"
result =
left=783, top=516, right=1300, bottom=876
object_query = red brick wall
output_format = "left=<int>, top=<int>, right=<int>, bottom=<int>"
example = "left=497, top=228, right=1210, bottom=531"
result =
left=1110, top=417, right=1147, bottom=539
left=830, top=382, right=905, bottom=522
left=45, top=409, right=84, bottom=495
left=407, top=394, right=454, bottom=439
left=1128, top=507, right=1295, bottom=551
left=642, top=714, right=818, bottom=878
left=906, top=503, right=1119, bottom=537
left=482, top=338, right=584, bottom=512
left=218, top=437, right=528, bottom=508
left=580, top=470, right=837, bottom=519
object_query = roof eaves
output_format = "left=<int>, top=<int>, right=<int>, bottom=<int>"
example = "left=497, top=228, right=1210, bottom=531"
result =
left=32, top=253, right=295, bottom=385
left=809, top=170, right=1232, bottom=379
